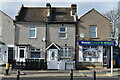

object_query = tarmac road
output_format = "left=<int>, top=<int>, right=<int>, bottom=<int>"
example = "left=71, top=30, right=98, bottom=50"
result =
left=1, top=76, right=120, bottom=80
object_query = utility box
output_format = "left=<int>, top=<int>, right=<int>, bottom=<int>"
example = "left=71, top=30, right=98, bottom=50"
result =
left=65, top=61, right=75, bottom=70
left=58, top=61, right=65, bottom=70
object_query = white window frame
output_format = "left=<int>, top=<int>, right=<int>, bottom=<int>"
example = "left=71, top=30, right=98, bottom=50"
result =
left=30, top=49, right=41, bottom=58
left=60, top=47, right=72, bottom=58
left=90, top=25, right=97, bottom=38
left=59, top=27, right=67, bottom=39
left=29, top=27, right=37, bottom=38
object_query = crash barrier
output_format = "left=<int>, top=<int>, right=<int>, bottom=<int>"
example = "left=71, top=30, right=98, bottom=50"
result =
left=13, top=59, right=45, bottom=70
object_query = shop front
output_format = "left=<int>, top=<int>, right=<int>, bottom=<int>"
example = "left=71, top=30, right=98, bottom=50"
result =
left=78, top=40, right=115, bottom=68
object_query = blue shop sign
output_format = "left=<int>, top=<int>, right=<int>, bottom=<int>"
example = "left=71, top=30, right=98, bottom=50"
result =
left=79, top=41, right=116, bottom=46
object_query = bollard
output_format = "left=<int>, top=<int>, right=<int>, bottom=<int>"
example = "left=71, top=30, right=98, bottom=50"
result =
left=17, top=70, right=20, bottom=80
left=70, top=69, right=73, bottom=80
left=5, top=63, right=10, bottom=75
left=94, top=71, right=96, bottom=80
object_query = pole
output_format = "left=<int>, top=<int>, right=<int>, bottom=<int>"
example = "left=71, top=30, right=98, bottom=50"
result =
left=70, top=69, right=73, bottom=80
left=94, top=71, right=96, bottom=80
left=111, top=46, right=113, bottom=74
left=17, top=70, right=20, bottom=80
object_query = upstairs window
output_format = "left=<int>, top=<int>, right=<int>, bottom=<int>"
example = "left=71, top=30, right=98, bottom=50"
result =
left=29, top=27, right=37, bottom=38
left=59, top=27, right=67, bottom=39
left=90, top=25, right=97, bottom=38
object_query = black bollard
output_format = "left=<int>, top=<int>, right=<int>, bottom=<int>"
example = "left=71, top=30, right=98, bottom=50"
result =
left=94, top=71, right=96, bottom=80
left=17, top=70, right=20, bottom=80
left=70, top=69, right=73, bottom=80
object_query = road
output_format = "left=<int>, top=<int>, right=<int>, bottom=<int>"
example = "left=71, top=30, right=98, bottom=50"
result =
left=1, top=77, right=120, bottom=80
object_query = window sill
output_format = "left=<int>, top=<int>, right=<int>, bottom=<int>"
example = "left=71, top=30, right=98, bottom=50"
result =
left=90, top=37, right=99, bottom=39
left=59, top=38, right=68, bottom=40
left=60, top=57, right=72, bottom=58
left=29, top=37, right=37, bottom=39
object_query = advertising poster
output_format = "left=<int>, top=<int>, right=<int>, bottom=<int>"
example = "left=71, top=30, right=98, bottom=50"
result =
left=83, top=46, right=98, bottom=58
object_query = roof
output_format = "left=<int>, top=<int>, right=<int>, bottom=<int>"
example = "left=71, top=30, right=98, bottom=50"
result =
left=46, top=43, right=60, bottom=50
left=0, top=10, right=14, bottom=21
left=50, top=8, right=74, bottom=22
left=15, top=7, right=48, bottom=22
left=15, top=4, right=77, bottom=23
left=79, top=8, right=111, bottom=22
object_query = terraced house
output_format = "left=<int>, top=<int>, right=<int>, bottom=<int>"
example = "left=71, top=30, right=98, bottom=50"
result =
left=0, top=10, right=15, bottom=65
left=15, top=3, right=77, bottom=69
left=76, top=9, right=117, bottom=69
left=1, top=3, right=119, bottom=70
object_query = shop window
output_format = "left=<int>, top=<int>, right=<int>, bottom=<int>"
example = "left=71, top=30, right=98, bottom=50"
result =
left=89, top=58, right=92, bottom=61
left=83, top=46, right=98, bottom=58
left=60, top=47, right=72, bottom=58
left=83, top=58, right=86, bottom=61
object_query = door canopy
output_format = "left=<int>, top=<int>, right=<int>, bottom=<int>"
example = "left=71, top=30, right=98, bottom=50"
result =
left=46, top=43, right=60, bottom=50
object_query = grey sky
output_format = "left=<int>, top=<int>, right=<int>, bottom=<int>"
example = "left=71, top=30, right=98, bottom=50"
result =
left=0, top=1, right=119, bottom=19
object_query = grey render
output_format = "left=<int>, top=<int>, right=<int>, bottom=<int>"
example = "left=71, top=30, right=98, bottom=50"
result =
left=15, top=4, right=77, bottom=60
left=0, top=10, right=15, bottom=45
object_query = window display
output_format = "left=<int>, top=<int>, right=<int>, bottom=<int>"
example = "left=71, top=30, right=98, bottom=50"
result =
left=83, top=46, right=98, bottom=58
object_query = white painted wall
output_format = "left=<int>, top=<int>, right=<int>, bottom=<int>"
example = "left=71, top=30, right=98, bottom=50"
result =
left=0, top=44, right=8, bottom=65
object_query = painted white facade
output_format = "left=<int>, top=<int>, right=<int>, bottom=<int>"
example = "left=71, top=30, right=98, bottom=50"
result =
left=0, top=44, right=8, bottom=65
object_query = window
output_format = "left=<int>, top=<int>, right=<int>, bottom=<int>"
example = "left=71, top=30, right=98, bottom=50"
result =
left=31, top=49, right=41, bottom=58
left=31, top=52, right=40, bottom=58
left=83, top=46, right=98, bottom=58
left=20, top=49, right=24, bottom=58
left=90, top=25, right=97, bottom=38
left=60, top=47, right=72, bottom=58
left=29, top=27, right=37, bottom=38
left=59, top=27, right=67, bottom=39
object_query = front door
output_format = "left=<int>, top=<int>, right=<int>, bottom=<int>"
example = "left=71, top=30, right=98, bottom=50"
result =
left=49, top=49, right=58, bottom=61
left=18, top=47, right=26, bottom=62
left=47, top=49, right=58, bottom=69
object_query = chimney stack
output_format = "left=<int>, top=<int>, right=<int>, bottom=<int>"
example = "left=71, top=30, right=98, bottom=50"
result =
left=71, top=4, right=77, bottom=15
left=46, top=3, right=51, bottom=8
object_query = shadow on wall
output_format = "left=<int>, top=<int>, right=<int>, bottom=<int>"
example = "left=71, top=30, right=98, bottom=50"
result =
left=76, top=62, right=102, bottom=70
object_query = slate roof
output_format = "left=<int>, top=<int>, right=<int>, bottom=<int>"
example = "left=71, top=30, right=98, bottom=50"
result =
left=51, top=8, right=74, bottom=22
left=15, top=5, right=76, bottom=23
left=16, top=7, right=48, bottom=22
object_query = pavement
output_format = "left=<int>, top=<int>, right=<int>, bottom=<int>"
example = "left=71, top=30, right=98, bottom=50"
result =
left=0, top=66, right=120, bottom=78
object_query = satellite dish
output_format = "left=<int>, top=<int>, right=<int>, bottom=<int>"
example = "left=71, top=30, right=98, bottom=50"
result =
left=80, top=33, right=84, bottom=38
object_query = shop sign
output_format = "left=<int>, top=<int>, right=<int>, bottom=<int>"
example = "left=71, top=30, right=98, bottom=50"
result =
left=79, top=41, right=116, bottom=46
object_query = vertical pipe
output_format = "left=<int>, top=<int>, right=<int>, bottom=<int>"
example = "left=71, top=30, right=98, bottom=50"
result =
left=111, top=46, right=113, bottom=74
